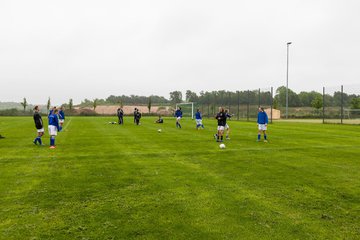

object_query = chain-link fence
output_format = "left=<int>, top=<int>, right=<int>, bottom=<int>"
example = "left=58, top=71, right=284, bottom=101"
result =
left=194, top=85, right=360, bottom=124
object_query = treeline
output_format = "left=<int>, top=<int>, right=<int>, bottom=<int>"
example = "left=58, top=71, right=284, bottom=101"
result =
left=75, top=87, right=360, bottom=109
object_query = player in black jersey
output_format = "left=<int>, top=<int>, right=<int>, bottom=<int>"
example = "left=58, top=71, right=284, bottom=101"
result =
left=215, top=107, right=227, bottom=142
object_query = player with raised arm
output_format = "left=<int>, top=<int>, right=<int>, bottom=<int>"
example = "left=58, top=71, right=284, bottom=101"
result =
left=195, top=109, right=204, bottom=129
left=58, top=106, right=65, bottom=131
left=48, top=108, right=60, bottom=149
left=215, top=107, right=226, bottom=142
left=33, top=106, right=45, bottom=145
left=257, top=107, right=269, bottom=142
left=174, top=107, right=182, bottom=128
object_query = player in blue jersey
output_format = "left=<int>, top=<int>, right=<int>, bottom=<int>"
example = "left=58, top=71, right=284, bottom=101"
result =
left=174, top=107, right=182, bottom=128
left=58, top=106, right=65, bottom=131
left=48, top=109, right=60, bottom=149
left=224, top=109, right=231, bottom=140
left=257, top=107, right=269, bottom=142
left=48, top=106, right=56, bottom=116
left=195, top=109, right=204, bottom=129
left=33, top=106, right=45, bottom=145
left=215, top=107, right=226, bottom=142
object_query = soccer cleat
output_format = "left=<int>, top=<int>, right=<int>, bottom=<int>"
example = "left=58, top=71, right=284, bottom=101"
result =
left=264, top=140, right=268, bottom=143
left=49, top=146, right=56, bottom=149
left=33, top=140, right=37, bottom=145
left=226, top=137, right=230, bottom=140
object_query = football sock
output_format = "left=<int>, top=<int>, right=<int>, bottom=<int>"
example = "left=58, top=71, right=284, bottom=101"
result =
left=221, top=136, right=223, bottom=141
left=179, top=124, right=181, bottom=128
left=258, top=134, right=261, bottom=140
left=34, top=137, right=38, bottom=144
left=264, top=134, right=267, bottom=140
left=50, top=136, right=55, bottom=146
left=38, top=136, right=42, bottom=145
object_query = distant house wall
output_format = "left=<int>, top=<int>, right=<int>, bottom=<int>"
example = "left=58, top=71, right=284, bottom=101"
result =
left=265, top=108, right=281, bottom=120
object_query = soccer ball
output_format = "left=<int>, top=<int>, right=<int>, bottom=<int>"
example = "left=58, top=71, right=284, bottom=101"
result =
left=219, top=143, right=226, bottom=149
left=158, top=129, right=162, bottom=133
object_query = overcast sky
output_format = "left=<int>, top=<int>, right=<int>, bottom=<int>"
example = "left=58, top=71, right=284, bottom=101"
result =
left=1, top=0, right=359, bottom=105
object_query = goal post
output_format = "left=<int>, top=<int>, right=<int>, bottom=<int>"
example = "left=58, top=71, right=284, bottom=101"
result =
left=176, top=102, right=194, bottom=119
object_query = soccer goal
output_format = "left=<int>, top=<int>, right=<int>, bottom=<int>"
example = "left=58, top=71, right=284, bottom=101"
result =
left=344, top=108, right=360, bottom=119
left=176, top=102, right=194, bottom=119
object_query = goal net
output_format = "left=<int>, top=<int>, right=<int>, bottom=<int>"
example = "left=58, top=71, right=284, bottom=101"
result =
left=344, top=109, right=360, bottom=119
left=176, top=102, right=194, bottom=119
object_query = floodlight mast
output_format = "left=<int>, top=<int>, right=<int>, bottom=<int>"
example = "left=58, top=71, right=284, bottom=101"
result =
left=286, top=42, right=292, bottom=119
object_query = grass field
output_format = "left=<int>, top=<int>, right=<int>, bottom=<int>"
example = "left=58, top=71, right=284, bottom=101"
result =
left=0, top=116, right=359, bottom=239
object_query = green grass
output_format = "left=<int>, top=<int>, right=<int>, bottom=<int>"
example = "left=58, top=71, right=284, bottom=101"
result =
left=0, top=116, right=359, bottom=239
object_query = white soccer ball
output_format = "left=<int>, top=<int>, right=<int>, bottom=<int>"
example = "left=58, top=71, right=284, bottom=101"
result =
left=158, top=129, right=162, bottom=133
left=219, top=143, right=226, bottom=149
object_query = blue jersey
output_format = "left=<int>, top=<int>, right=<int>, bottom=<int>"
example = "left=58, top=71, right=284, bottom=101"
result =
left=195, top=111, right=202, bottom=120
left=48, top=109, right=53, bottom=116
left=48, top=113, right=60, bottom=128
left=175, top=110, right=182, bottom=118
left=257, top=111, right=268, bottom=124
left=59, top=110, right=65, bottom=120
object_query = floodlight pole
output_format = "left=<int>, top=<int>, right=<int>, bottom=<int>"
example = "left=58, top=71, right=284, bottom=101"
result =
left=286, top=42, right=292, bottom=119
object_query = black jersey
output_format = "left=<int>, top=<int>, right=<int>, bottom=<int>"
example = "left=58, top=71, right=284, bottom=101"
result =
left=216, top=111, right=227, bottom=126
left=33, top=112, right=43, bottom=129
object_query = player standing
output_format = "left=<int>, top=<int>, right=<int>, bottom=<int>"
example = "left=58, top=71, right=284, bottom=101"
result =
left=174, top=107, right=182, bottom=128
left=48, top=108, right=60, bottom=149
left=135, top=109, right=142, bottom=125
left=195, top=109, right=204, bottom=129
left=58, top=106, right=65, bottom=131
left=215, top=107, right=226, bottom=142
left=257, top=107, right=269, bottom=142
left=33, top=106, right=45, bottom=145
left=117, top=108, right=124, bottom=125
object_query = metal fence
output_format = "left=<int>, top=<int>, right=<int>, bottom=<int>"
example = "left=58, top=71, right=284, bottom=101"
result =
left=192, top=85, right=360, bottom=124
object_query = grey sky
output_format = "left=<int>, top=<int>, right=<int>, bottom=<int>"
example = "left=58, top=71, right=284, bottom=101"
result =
left=1, top=0, right=359, bottom=105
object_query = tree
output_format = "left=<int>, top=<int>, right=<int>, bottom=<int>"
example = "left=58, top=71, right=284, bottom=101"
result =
left=148, top=97, right=152, bottom=113
left=350, top=97, right=360, bottom=109
left=311, top=96, right=323, bottom=114
left=169, top=91, right=182, bottom=104
left=93, top=99, right=98, bottom=111
left=274, top=86, right=301, bottom=107
left=20, top=98, right=27, bottom=112
left=47, top=97, right=51, bottom=111
left=69, top=98, right=73, bottom=110
left=185, top=90, right=198, bottom=102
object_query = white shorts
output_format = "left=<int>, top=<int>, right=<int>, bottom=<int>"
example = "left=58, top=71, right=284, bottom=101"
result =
left=217, top=126, right=225, bottom=131
left=48, top=125, right=58, bottom=136
left=225, top=124, right=230, bottom=129
left=59, top=119, right=64, bottom=124
left=176, top=117, right=182, bottom=121
left=258, top=124, right=267, bottom=131
left=37, top=128, right=44, bottom=133
left=196, top=119, right=202, bottom=125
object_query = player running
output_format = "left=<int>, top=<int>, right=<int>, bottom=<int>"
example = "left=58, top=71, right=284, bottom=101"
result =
left=58, top=106, right=65, bottom=131
left=257, top=107, right=269, bottom=142
left=195, top=109, right=204, bottom=129
left=48, top=108, right=60, bottom=149
left=174, top=107, right=182, bottom=128
left=33, top=106, right=45, bottom=145
left=215, top=107, right=226, bottom=142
